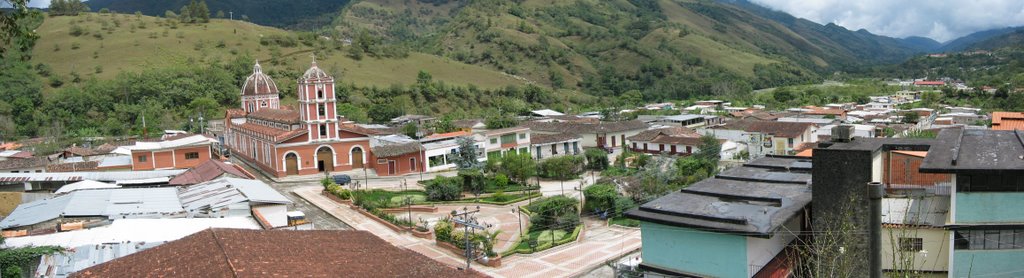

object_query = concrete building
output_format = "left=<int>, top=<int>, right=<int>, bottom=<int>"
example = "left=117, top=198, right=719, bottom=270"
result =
left=625, top=127, right=705, bottom=157
left=482, top=126, right=531, bottom=159
left=530, top=133, right=581, bottom=160
left=127, top=135, right=218, bottom=171
left=520, top=120, right=649, bottom=149
left=745, top=121, right=817, bottom=158
left=625, top=156, right=811, bottom=277
left=881, top=196, right=950, bottom=277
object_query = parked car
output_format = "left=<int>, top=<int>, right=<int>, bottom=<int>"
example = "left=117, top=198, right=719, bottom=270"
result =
left=332, top=174, right=352, bottom=185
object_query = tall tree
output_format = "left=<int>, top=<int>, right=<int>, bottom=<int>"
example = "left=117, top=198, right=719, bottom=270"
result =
left=195, top=0, right=210, bottom=23
left=1, top=0, right=39, bottom=58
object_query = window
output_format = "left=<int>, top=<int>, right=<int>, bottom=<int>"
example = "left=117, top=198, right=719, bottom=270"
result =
left=184, top=152, right=200, bottom=160
left=551, top=144, right=558, bottom=155
left=788, top=138, right=794, bottom=148
left=317, top=90, right=324, bottom=99
left=519, top=133, right=526, bottom=139
left=490, top=138, right=498, bottom=144
left=954, top=230, right=1024, bottom=250
left=319, top=125, right=328, bottom=136
left=260, top=101, right=268, bottom=107
left=318, top=104, right=326, bottom=117
left=898, top=238, right=923, bottom=252
left=138, top=155, right=147, bottom=162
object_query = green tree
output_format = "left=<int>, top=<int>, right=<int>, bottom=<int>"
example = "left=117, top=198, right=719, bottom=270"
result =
left=1, top=0, right=40, bottom=58
left=431, top=116, right=457, bottom=133
left=216, top=10, right=225, bottom=18
left=416, top=70, right=433, bottom=85
left=401, top=122, right=419, bottom=138
left=336, top=103, right=368, bottom=123
left=695, top=134, right=721, bottom=167
left=452, top=136, right=481, bottom=170
left=584, top=148, right=609, bottom=170
left=485, top=114, right=518, bottom=129
left=497, top=152, right=536, bottom=186
left=901, top=112, right=920, bottom=124
left=195, top=0, right=210, bottom=23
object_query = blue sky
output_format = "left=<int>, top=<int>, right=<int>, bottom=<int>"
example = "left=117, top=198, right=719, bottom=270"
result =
left=19, top=0, right=1024, bottom=42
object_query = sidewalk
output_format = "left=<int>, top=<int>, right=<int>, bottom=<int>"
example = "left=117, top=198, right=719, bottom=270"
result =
left=294, top=186, right=641, bottom=278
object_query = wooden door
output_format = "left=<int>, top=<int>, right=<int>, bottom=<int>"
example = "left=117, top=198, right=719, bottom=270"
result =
left=352, top=147, right=364, bottom=168
left=317, top=148, right=334, bottom=172
left=388, top=160, right=397, bottom=175
left=285, top=153, right=299, bottom=175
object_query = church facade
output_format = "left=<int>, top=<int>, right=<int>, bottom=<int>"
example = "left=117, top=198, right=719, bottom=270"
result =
left=224, top=61, right=378, bottom=177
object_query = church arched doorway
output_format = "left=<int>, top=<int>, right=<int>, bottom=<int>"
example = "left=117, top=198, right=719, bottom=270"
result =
left=351, top=147, right=364, bottom=168
left=285, top=153, right=299, bottom=175
left=316, top=147, right=334, bottom=172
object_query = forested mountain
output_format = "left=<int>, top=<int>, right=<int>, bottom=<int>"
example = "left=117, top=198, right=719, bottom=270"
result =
left=939, top=26, right=1024, bottom=52
left=962, top=29, right=1024, bottom=51
left=332, top=0, right=949, bottom=102
left=84, top=0, right=351, bottom=30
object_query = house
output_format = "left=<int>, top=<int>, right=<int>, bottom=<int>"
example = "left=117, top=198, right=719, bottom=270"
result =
left=71, top=229, right=484, bottom=278
left=744, top=121, right=817, bottom=158
left=815, top=124, right=877, bottom=139
left=625, top=156, right=811, bottom=277
left=422, top=135, right=484, bottom=173
left=370, top=142, right=424, bottom=176
left=224, top=61, right=376, bottom=177
left=127, top=134, right=218, bottom=171
left=520, top=120, right=649, bottom=149
left=648, top=114, right=723, bottom=128
left=914, top=80, right=945, bottom=87
left=167, top=159, right=255, bottom=186
left=0, top=156, right=50, bottom=174
left=882, top=150, right=951, bottom=189
left=990, top=111, right=1024, bottom=130
left=390, top=114, right=436, bottom=126
left=530, top=133, right=581, bottom=160
left=482, top=126, right=531, bottom=159
left=453, top=119, right=487, bottom=132
left=881, top=196, right=951, bottom=275
left=626, top=127, right=707, bottom=157
left=917, top=129, right=1024, bottom=277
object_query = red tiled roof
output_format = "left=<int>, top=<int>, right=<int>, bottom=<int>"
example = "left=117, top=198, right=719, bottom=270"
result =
left=0, top=156, right=50, bottom=171
left=914, top=81, right=945, bottom=86
left=225, top=108, right=247, bottom=119
left=423, top=130, right=470, bottom=140
left=991, top=111, right=1024, bottom=130
left=232, top=123, right=308, bottom=143
left=339, top=124, right=389, bottom=136
left=168, top=160, right=255, bottom=186
left=247, top=108, right=300, bottom=124
left=72, top=229, right=485, bottom=278
left=804, top=109, right=845, bottom=116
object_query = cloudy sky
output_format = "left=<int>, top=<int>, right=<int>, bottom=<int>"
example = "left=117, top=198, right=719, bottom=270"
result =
left=750, top=0, right=1024, bottom=42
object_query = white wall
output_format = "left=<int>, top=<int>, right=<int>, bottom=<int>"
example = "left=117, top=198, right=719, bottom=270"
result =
left=699, top=129, right=748, bottom=143
left=881, top=227, right=950, bottom=272
left=746, top=215, right=801, bottom=276
left=253, top=204, right=288, bottom=228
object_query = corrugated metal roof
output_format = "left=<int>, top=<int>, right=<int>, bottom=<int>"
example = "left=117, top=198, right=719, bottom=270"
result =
left=0, top=188, right=184, bottom=229
left=54, top=180, right=121, bottom=194
left=881, top=196, right=949, bottom=227
left=0, top=170, right=185, bottom=183
left=178, top=177, right=290, bottom=213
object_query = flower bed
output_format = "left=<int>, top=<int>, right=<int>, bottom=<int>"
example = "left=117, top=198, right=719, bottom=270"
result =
left=435, top=236, right=503, bottom=267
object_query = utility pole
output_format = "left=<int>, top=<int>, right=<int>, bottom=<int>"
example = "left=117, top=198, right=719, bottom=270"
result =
left=229, top=11, right=233, bottom=21
left=451, top=207, right=485, bottom=271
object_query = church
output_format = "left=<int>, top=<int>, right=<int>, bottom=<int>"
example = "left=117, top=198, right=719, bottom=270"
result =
left=224, top=60, right=382, bottom=177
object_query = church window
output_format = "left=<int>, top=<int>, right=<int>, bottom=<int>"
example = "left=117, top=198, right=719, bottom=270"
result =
left=319, top=125, right=327, bottom=136
left=318, top=104, right=326, bottom=117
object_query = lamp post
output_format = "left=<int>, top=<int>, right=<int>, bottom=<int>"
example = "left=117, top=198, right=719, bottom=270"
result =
left=512, top=208, right=522, bottom=235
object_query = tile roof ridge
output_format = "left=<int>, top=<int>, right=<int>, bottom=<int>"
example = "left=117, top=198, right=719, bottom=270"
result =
left=208, top=229, right=239, bottom=278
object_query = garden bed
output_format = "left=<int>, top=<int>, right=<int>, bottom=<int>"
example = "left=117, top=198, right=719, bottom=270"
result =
left=435, top=238, right=503, bottom=267
left=503, top=224, right=584, bottom=256
left=608, top=216, right=640, bottom=228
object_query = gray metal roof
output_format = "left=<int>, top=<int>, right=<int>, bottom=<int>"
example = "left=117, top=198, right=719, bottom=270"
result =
left=626, top=156, right=812, bottom=237
left=178, top=177, right=290, bottom=213
left=882, top=196, right=949, bottom=227
left=0, top=188, right=184, bottom=229
left=0, top=170, right=185, bottom=183
left=920, top=129, right=1024, bottom=173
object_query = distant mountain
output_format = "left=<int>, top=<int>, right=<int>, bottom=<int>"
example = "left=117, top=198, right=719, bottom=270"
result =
left=962, top=29, right=1024, bottom=50
left=939, top=26, right=1024, bottom=52
left=84, top=0, right=350, bottom=30
left=898, top=36, right=941, bottom=52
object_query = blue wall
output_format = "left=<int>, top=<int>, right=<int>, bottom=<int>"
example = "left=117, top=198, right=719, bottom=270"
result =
left=956, top=192, right=1024, bottom=223
left=640, top=221, right=748, bottom=277
left=952, top=250, right=1024, bottom=277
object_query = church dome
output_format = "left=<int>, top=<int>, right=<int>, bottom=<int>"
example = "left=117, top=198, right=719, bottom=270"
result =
left=241, top=61, right=279, bottom=96
left=301, top=60, right=332, bottom=81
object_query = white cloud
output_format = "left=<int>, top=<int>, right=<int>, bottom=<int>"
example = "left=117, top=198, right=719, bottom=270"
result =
left=749, top=0, right=1024, bottom=42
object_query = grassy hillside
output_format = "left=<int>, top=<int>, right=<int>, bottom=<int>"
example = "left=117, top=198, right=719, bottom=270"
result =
left=30, top=12, right=529, bottom=90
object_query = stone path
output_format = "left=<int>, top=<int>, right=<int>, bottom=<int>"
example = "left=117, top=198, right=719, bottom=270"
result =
left=294, top=186, right=641, bottom=278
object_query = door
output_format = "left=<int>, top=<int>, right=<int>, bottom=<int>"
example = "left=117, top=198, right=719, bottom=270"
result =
left=317, top=147, right=334, bottom=172
left=409, top=158, right=417, bottom=172
left=388, top=160, right=397, bottom=175
left=611, top=136, right=617, bottom=147
left=597, top=135, right=605, bottom=148
left=285, top=153, right=299, bottom=175
left=352, top=147, right=364, bottom=168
